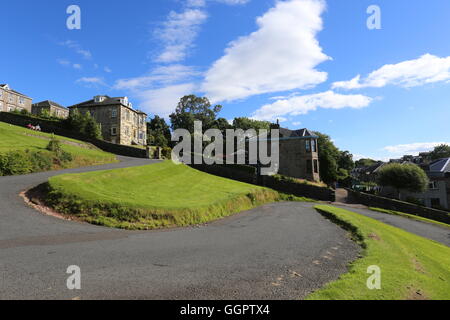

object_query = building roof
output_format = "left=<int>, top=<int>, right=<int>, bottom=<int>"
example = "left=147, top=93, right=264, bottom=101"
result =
left=429, top=158, right=450, bottom=173
left=68, top=95, right=147, bottom=115
left=0, top=84, right=32, bottom=99
left=279, top=128, right=318, bottom=139
left=33, top=100, right=67, bottom=110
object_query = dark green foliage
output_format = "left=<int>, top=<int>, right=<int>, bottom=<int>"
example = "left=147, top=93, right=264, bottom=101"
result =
left=429, top=144, right=450, bottom=160
left=355, top=158, right=378, bottom=168
left=169, top=95, right=222, bottom=133
left=377, top=163, right=429, bottom=195
left=65, top=109, right=102, bottom=140
left=147, top=116, right=171, bottom=147
left=232, top=117, right=271, bottom=131
left=0, top=150, right=33, bottom=175
left=161, top=147, right=172, bottom=159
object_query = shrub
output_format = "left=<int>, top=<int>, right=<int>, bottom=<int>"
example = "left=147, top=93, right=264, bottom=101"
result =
left=30, top=151, right=53, bottom=172
left=377, top=163, right=429, bottom=197
left=0, top=150, right=33, bottom=176
left=46, top=135, right=62, bottom=153
left=162, top=147, right=172, bottom=159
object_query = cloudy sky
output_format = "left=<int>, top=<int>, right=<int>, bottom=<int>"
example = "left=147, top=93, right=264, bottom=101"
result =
left=2, top=0, right=449, bottom=160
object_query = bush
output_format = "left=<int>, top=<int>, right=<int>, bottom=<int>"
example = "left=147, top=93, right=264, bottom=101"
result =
left=46, top=135, right=62, bottom=153
left=377, top=163, right=429, bottom=196
left=0, top=150, right=33, bottom=176
left=30, top=151, right=53, bottom=172
left=161, top=147, right=172, bottom=159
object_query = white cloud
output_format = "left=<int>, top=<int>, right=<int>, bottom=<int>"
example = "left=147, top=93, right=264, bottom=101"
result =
left=383, top=142, right=450, bottom=156
left=76, top=77, right=107, bottom=87
left=114, top=65, right=200, bottom=90
left=201, top=0, right=330, bottom=102
left=73, top=64, right=82, bottom=70
left=57, top=59, right=82, bottom=70
left=104, top=66, right=112, bottom=73
left=135, top=83, right=197, bottom=118
left=333, top=54, right=450, bottom=90
left=60, top=40, right=92, bottom=59
left=251, top=90, right=373, bottom=121
left=154, top=9, right=208, bottom=63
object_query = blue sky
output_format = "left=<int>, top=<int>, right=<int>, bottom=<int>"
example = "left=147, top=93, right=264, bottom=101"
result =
left=2, top=0, right=450, bottom=160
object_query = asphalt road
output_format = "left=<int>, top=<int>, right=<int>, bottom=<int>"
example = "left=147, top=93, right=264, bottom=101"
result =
left=0, top=157, right=360, bottom=300
left=334, top=205, right=450, bottom=247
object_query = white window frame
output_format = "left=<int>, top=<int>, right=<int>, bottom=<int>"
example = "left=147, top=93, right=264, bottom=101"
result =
left=111, top=127, right=118, bottom=136
left=429, top=181, right=438, bottom=190
left=111, top=108, right=117, bottom=118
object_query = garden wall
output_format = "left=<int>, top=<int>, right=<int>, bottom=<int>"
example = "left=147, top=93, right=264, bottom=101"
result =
left=0, top=112, right=150, bottom=159
left=190, top=163, right=335, bottom=201
left=346, top=188, right=450, bottom=224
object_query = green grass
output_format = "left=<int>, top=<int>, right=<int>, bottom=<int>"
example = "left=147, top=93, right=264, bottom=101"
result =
left=46, top=161, right=284, bottom=230
left=0, top=121, right=117, bottom=168
left=369, top=207, right=450, bottom=229
left=307, top=205, right=450, bottom=300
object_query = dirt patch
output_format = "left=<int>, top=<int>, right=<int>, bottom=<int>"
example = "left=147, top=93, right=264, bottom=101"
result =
left=368, top=233, right=381, bottom=241
left=406, top=286, right=429, bottom=300
left=22, top=133, right=97, bottom=150
left=412, top=258, right=427, bottom=274
left=20, top=184, right=82, bottom=223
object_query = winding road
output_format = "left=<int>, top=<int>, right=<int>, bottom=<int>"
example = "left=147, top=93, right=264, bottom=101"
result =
left=0, top=157, right=447, bottom=299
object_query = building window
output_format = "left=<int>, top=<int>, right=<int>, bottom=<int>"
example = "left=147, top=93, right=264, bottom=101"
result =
left=306, top=160, right=313, bottom=174
left=429, top=181, right=438, bottom=190
left=111, top=127, right=117, bottom=136
left=430, top=198, right=441, bottom=209
left=314, top=159, right=319, bottom=173
left=0, top=90, right=3, bottom=98
left=9, top=94, right=14, bottom=103
left=0, top=102, right=3, bottom=110
left=305, top=140, right=311, bottom=152
left=111, top=108, right=117, bottom=118
left=19, top=97, right=24, bottom=105
left=311, top=139, right=317, bottom=152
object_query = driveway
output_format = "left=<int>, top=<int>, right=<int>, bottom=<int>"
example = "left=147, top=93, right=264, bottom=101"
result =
left=0, top=157, right=359, bottom=300
left=334, top=204, right=450, bottom=247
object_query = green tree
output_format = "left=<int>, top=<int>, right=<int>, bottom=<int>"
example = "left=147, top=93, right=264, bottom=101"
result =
left=232, top=117, right=271, bottom=131
left=377, top=163, right=429, bottom=198
left=169, top=95, right=222, bottom=133
left=147, top=115, right=171, bottom=147
left=65, top=109, right=102, bottom=140
left=355, top=158, right=378, bottom=168
left=314, top=132, right=340, bottom=185
left=429, top=144, right=450, bottom=160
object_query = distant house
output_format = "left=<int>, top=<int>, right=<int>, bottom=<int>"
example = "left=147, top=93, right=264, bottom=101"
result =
left=69, top=95, right=147, bottom=146
left=0, top=84, right=32, bottom=113
left=277, top=128, right=320, bottom=182
left=32, top=100, right=69, bottom=119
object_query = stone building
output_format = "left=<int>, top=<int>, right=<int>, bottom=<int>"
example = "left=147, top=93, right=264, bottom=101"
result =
left=32, top=100, right=69, bottom=119
left=277, top=128, right=320, bottom=182
left=0, top=84, right=32, bottom=113
left=68, top=95, right=147, bottom=146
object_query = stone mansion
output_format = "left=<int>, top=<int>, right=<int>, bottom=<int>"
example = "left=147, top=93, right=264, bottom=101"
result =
left=69, top=95, right=147, bottom=146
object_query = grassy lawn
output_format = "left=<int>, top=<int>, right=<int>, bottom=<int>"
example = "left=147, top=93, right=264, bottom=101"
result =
left=0, top=121, right=117, bottom=168
left=46, top=161, right=282, bottom=229
left=369, top=207, right=450, bottom=229
left=308, top=205, right=450, bottom=300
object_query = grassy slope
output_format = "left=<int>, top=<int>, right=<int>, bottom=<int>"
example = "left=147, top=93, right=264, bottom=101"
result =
left=369, top=207, right=450, bottom=229
left=0, top=121, right=117, bottom=166
left=47, top=161, right=282, bottom=229
left=308, top=205, right=450, bottom=300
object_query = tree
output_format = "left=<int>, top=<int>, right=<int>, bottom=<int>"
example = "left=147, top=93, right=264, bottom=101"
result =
left=377, top=163, right=429, bottom=198
left=147, top=116, right=171, bottom=147
left=65, top=109, right=102, bottom=140
left=429, top=144, right=450, bottom=161
left=314, top=132, right=340, bottom=185
left=232, top=117, right=271, bottom=131
left=169, top=95, right=222, bottom=133
left=355, top=158, right=378, bottom=168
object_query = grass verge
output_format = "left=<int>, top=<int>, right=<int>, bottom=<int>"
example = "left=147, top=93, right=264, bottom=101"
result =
left=369, top=207, right=450, bottom=229
left=44, top=161, right=295, bottom=230
left=308, top=205, right=450, bottom=300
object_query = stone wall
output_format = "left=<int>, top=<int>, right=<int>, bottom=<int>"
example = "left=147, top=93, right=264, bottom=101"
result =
left=190, top=163, right=335, bottom=201
left=346, top=188, right=450, bottom=224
